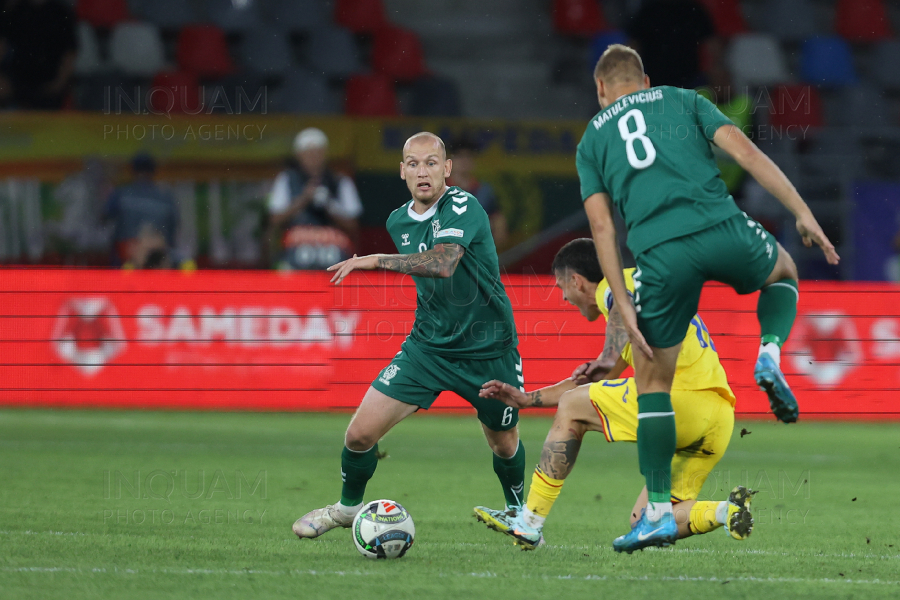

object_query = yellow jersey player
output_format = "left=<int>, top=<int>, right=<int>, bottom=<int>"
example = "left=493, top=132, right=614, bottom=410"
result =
left=474, top=238, right=755, bottom=551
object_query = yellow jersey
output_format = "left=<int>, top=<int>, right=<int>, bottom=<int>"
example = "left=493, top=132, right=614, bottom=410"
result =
left=596, top=268, right=736, bottom=406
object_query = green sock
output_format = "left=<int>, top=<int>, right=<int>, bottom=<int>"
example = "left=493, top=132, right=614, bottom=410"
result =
left=493, top=440, right=526, bottom=508
left=637, top=393, right=676, bottom=504
left=340, top=444, right=379, bottom=506
left=757, top=279, right=799, bottom=347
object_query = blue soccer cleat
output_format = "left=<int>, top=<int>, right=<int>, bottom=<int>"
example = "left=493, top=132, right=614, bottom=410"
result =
left=754, top=354, right=799, bottom=423
left=473, top=506, right=544, bottom=550
left=612, top=511, right=678, bottom=554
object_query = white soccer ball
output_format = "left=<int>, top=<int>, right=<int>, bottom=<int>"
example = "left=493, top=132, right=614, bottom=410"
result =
left=351, top=499, right=415, bottom=559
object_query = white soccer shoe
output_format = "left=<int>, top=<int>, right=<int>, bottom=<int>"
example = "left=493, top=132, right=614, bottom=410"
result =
left=292, top=504, right=354, bottom=539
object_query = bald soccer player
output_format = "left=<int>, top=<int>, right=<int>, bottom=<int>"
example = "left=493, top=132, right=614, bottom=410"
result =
left=293, top=132, right=527, bottom=539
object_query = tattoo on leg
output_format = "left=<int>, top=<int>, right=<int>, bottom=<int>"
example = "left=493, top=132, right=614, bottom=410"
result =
left=539, top=428, right=583, bottom=479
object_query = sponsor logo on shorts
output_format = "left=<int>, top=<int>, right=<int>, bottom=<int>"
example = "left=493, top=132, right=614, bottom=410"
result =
left=379, top=364, right=400, bottom=386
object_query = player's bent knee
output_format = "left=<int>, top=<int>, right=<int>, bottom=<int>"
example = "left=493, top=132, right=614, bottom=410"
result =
left=483, top=425, right=519, bottom=458
left=344, top=426, right=379, bottom=452
left=767, top=243, right=798, bottom=284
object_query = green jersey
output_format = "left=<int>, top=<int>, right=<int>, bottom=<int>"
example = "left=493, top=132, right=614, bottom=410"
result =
left=385, top=185, right=517, bottom=358
left=576, top=86, right=743, bottom=256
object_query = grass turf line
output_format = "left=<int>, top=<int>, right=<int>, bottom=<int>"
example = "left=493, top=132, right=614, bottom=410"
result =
left=0, top=410, right=898, bottom=600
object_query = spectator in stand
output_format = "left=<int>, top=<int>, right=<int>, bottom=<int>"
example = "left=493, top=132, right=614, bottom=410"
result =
left=268, top=128, right=362, bottom=270
left=0, top=0, right=77, bottom=109
left=626, top=0, right=719, bottom=89
left=447, top=136, right=508, bottom=248
left=103, top=153, right=180, bottom=268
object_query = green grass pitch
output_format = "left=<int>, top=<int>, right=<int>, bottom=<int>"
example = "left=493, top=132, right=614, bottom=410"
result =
left=1, top=409, right=898, bottom=599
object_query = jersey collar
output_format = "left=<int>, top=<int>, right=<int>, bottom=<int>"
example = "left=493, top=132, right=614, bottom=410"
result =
left=406, top=185, right=450, bottom=222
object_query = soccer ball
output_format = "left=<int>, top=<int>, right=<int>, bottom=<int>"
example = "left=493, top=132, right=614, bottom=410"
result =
left=351, top=499, right=415, bottom=559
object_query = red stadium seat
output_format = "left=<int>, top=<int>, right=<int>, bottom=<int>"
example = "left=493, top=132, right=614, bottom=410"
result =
left=835, top=0, right=892, bottom=42
left=149, top=71, right=201, bottom=114
left=344, top=73, right=399, bottom=116
left=699, top=0, right=748, bottom=38
left=334, top=0, right=387, bottom=34
left=553, top=0, right=607, bottom=37
left=768, top=84, right=823, bottom=130
left=77, top=0, right=129, bottom=28
left=176, top=25, right=234, bottom=78
left=371, top=27, right=428, bottom=82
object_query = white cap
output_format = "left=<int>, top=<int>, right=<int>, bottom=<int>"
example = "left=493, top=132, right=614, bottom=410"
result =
left=293, top=128, right=328, bottom=152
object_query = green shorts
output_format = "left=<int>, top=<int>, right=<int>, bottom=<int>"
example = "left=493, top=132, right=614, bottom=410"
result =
left=371, top=340, right=523, bottom=431
left=634, top=212, right=778, bottom=349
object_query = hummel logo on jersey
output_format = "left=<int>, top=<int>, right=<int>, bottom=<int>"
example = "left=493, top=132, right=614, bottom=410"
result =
left=452, top=205, right=467, bottom=215
left=379, top=364, right=400, bottom=386
left=636, top=526, right=667, bottom=541
left=401, top=233, right=410, bottom=246
left=452, top=195, right=467, bottom=204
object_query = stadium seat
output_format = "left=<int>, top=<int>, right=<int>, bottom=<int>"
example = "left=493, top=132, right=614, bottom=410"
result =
left=760, top=0, right=818, bottom=43
left=263, top=0, right=328, bottom=33
left=827, top=85, right=890, bottom=128
left=835, top=0, right=891, bottom=42
left=588, top=30, right=628, bottom=71
left=768, top=84, right=823, bottom=131
left=334, top=0, right=387, bottom=34
left=308, top=27, right=363, bottom=79
left=240, top=29, right=292, bottom=76
left=176, top=25, right=235, bottom=79
left=271, top=69, right=338, bottom=114
left=73, top=71, right=139, bottom=110
left=149, top=71, right=201, bottom=114
left=204, top=0, right=264, bottom=34
left=371, top=27, right=428, bottom=82
left=74, top=22, right=103, bottom=75
left=130, top=0, right=197, bottom=30
left=801, top=37, right=857, bottom=86
left=110, top=23, right=165, bottom=77
left=344, top=73, right=399, bottom=116
left=553, top=0, right=607, bottom=37
left=871, top=40, right=900, bottom=91
left=77, top=0, right=129, bottom=28
left=210, top=73, right=271, bottom=114
left=698, top=0, right=747, bottom=38
left=727, top=34, right=790, bottom=88
left=407, top=76, right=462, bottom=116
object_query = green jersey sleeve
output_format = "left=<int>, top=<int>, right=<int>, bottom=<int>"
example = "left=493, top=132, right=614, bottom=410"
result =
left=576, top=142, right=607, bottom=200
left=435, top=188, right=484, bottom=249
left=693, top=90, right=735, bottom=141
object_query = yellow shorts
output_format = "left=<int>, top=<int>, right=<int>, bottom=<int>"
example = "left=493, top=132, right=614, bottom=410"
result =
left=589, top=378, right=735, bottom=503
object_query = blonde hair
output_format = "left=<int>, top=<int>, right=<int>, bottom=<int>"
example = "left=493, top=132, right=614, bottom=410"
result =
left=593, top=44, right=645, bottom=85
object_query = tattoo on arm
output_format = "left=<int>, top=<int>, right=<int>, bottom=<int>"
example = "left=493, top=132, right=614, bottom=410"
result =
left=530, top=390, right=544, bottom=407
left=539, top=427, right=583, bottom=479
left=598, top=304, right=630, bottom=365
left=376, top=244, right=465, bottom=278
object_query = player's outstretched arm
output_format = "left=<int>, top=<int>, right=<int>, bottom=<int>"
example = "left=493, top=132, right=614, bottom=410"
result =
left=572, top=304, right=632, bottom=384
left=584, top=193, right=653, bottom=358
left=712, top=124, right=840, bottom=265
left=479, top=378, right=577, bottom=409
left=327, top=243, right=465, bottom=284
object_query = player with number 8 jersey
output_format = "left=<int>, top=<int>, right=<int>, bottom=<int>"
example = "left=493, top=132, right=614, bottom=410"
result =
left=576, top=44, right=839, bottom=553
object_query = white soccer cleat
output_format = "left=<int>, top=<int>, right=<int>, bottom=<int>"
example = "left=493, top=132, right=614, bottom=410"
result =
left=292, top=504, right=354, bottom=539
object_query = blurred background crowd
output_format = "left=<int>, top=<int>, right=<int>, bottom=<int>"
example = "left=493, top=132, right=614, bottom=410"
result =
left=1, top=0, right=899, bottom=280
